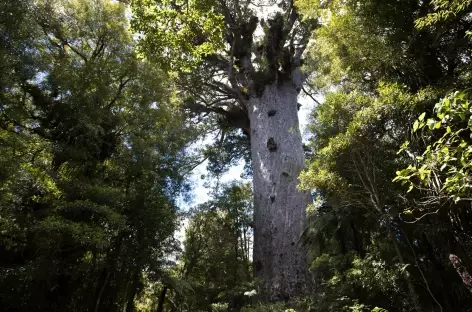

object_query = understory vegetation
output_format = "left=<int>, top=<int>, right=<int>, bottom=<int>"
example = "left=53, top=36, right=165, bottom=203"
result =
left=2, top=0, right=472, bottom=311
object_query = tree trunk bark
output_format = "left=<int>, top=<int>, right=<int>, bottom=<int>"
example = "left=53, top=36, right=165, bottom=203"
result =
left=390, top=229, right=423, bottom=312
left=93, top=234, right=124, bottom=312
left=94, top=270, right=111, bottom=312
left=350, top=220, right=365, bottom=258
left=449, top=254, right=472, bottom=293
left=124, top=271, right=139, bottom=312
left=248, top=81, right=310, bottom=301
left=156, top=286, right=168, bottom=312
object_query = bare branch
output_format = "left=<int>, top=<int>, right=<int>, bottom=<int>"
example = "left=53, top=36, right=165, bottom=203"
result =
left=180, top=154, right=210, bottom=176
left=302, top=86, right=321, bottom=105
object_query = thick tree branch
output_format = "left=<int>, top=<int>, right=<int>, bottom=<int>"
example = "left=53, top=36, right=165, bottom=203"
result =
left=91, top=35, right=107, bottom=59
left=204, top=54, right=230, bottom=72
left=183, top=98, right=250, bottom=135
left=59, top=38, right=89, bottom=63
left=293, top=27, right=313, bottom=65
left=283, top=0, right=299, bottom=41
left=37, top=18, right=89, bottom=63
left=107, top=73, right=133, bottom=108
left=205, top=79, right=245, bottom=100
left=228, top=40, right=251, bottom=106
left=21, top=83, right=52, bottom=110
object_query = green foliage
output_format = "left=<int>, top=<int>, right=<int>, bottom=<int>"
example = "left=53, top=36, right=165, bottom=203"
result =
left=304, top=250, right=400, bottom=311
left=4, top=0, right=472, bottom=310
left=241, top=299, right=388, bottom=312
left=395, top=91, right=472, bottom=202
left=164, top=182, right=253, bottom=311
left=301, top=0, right=472, bottom=92
left=204, top=129, right=252, bottom=177
left=131, top=0, right=225, bottom=71
left=299, top=83, right=436, bottom=203
left=416, top=0, right=472, bottom=28
left=297, top=0, right=472, bottom=310
left=241, top=303, right=294, bottom=312
left=211, top=302, right=229, bottom=312
left=0, top=1, right=195, bottom=311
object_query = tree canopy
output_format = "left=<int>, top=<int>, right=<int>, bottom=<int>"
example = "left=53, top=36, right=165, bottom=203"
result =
left=1, top=0, right=195, bottom=310
left=296, top=0, right=472, bottom=310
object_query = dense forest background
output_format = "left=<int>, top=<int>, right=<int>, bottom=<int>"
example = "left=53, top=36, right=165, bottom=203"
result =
left=2, top=0, right=472, bottom=311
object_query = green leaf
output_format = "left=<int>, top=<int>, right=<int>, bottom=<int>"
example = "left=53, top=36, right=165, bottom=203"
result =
left=426, top=118, right=436, bottom=130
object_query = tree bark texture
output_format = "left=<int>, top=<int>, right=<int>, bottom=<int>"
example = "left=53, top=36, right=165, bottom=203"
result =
left=156, top=286, right=168, bottom=312
left=449, top=254, right=472, bottom=293
left=249, top=81, right=311, bottom=301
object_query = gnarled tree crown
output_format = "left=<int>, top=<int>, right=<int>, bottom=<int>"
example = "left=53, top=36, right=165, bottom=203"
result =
left=132, top=0, right=318, bottom=135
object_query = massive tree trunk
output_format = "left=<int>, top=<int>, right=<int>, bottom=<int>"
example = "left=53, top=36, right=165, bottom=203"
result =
left=249, top=80, right=311, bottom=301
left=156, top=1, right=316, bottom=301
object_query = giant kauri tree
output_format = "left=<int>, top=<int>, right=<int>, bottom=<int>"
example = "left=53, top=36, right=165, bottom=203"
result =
left=132, top=0, right=317, bottom=301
